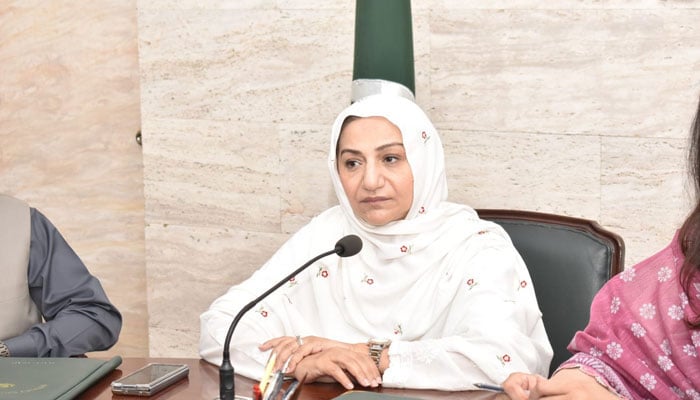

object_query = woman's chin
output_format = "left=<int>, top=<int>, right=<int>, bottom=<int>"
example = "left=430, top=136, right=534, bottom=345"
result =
left=358, top=213, right=402, bottom=227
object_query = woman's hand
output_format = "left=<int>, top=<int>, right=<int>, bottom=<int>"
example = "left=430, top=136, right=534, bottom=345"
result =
left=501, top=372, right=543, bottom=400
left=290, top=346, right=381, bottom=390
left=258, top=335, right=303, bottom=372
left=501, top=368, right=620, bottom=399
left=259, top=336, right=366, bottom=373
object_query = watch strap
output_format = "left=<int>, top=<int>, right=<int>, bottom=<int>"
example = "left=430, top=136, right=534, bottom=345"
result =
left=367, top=339, right=390, bottom=371
left=0, top=341, right=10, bottom=357
left=368, top=344, right=382, bottom=368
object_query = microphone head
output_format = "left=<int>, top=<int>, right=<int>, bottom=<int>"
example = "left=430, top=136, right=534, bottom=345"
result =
left=335, top=234, right=363, bottom=257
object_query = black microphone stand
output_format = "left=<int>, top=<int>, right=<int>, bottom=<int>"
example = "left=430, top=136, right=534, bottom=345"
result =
left=219, top=247, right=340, bottom=400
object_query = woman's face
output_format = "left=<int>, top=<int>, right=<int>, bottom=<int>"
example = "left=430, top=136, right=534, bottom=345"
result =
left=337, top=116, right=414, bottom=226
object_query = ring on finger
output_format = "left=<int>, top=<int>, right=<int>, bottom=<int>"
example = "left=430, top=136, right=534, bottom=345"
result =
left=295, top=335, right=303, bottom=346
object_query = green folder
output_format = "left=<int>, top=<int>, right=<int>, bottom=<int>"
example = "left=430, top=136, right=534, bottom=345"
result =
left=333, top=391, right=421, bottom=400
left=0, top=356, right=122, bottom=400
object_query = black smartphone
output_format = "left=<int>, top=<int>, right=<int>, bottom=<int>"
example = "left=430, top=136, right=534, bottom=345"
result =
left=110, top=363, right=189, bottom=396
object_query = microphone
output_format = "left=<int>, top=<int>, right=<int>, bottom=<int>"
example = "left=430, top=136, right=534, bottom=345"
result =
left=219, top=234, right=363, bottom=400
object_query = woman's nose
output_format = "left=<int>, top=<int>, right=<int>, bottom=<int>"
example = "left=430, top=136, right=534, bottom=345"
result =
left=362, top=163, right=385, bottom=190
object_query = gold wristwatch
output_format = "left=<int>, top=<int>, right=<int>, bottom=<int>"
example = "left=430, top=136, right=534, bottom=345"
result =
left=368, top=338, right=391, bottom=370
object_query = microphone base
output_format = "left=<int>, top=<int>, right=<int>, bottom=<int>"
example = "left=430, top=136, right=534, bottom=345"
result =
left=219, top=359, right=235, bottom=400
left=213, top=397, right=251, bottom=400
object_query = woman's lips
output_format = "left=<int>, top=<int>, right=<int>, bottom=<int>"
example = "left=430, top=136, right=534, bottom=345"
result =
left=362, top=196, right=389, bottom=204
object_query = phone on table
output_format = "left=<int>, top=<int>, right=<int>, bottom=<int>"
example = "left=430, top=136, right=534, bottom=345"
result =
left=111, top=363, right=189, bottom=396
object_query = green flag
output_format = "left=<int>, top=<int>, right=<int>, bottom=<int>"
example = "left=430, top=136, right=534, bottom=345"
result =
left=352, top=0, right=415, bottom=103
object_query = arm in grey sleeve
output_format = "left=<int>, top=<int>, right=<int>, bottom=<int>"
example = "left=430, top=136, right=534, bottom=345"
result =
left=3, top=208, right=122, bottom=357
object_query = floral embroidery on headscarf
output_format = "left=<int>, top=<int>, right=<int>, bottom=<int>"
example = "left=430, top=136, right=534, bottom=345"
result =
left=420, top=130, right=431, bottom=143
left=466, top=278, right=478, bottom=290
left=400, top=244, right=413, bottom=254
left=393, top=324, right=403, bottom=335
left=419, top=206, right=425, bottom=214
left=317, top=266, right=329, bottom=278
left=256, top=306, right=268, bottom=318
left=288, top=277, right=298, bottom=288
left=362, top=274, right=374, bottom=285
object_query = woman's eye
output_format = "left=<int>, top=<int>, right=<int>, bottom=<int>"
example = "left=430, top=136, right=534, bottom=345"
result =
left=385, top=155, right=399, bottom=163
left=344, top=160, right=360, bottom=168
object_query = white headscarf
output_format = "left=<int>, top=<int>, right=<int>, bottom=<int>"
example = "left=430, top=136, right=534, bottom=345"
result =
left=328, top=94, right=488, bottom=262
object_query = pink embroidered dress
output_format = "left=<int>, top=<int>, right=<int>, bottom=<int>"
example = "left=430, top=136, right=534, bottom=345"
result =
left=561, top=232, right=700, bottom=399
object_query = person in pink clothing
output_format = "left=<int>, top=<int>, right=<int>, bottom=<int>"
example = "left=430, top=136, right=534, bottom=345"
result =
left=502, top=94, right=700, bottom=400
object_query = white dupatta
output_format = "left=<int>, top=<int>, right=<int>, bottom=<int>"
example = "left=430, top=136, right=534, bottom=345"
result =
left=199, top=94, right=553, bottom=389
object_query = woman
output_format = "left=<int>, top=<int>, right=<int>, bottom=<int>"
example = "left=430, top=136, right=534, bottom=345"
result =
left=200, top=94, right=552, bottom=390
left=502, top=95, right=700, bottom=399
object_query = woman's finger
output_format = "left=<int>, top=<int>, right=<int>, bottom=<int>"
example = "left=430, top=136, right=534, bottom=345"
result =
left=501, top=372, right=537, bottom=400
left=284, top=341, right=326, bottom=373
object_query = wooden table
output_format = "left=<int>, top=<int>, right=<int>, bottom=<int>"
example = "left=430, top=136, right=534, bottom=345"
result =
left=77, top=358, right=505, bottom=399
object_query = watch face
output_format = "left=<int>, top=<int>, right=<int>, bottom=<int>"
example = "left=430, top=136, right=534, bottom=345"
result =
left=369, top=338, right=391, bottom=346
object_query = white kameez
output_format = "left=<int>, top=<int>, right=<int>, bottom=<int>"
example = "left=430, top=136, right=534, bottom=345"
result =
left=199, top=95, right=552, bottom=390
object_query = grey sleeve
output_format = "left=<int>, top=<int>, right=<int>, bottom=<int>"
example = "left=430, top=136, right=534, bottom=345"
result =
left=3, top=208, right=122, bottom=357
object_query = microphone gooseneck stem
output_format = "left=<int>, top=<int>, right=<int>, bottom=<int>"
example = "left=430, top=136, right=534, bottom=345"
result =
left=219, top=248, right=338, bottom=400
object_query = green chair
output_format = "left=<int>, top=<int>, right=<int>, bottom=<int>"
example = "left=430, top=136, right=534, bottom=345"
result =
left=477, top=209, right=625, bottom=376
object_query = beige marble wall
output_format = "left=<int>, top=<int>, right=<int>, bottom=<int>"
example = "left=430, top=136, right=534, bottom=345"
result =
left=0, top=1, right=146, bottom=356
left=137, top=1, right=700, bottom=357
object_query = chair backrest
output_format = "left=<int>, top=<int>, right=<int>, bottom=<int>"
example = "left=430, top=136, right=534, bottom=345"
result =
left=476, top=209, right=625, bottom=376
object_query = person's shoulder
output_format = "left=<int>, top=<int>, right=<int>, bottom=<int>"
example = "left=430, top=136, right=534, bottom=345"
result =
left=607, top=236, right=678, bottom=291
left=440, top=202, right=513, bottom=245
left=439, top=201, right=479, bottom=221
left=28, top=207, right=57, bottom=232
left=628, top=237, right=677, bottom=272
left=29, top=206, right=42, bottom=219
left=443, top=202, right=505, bottom=228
